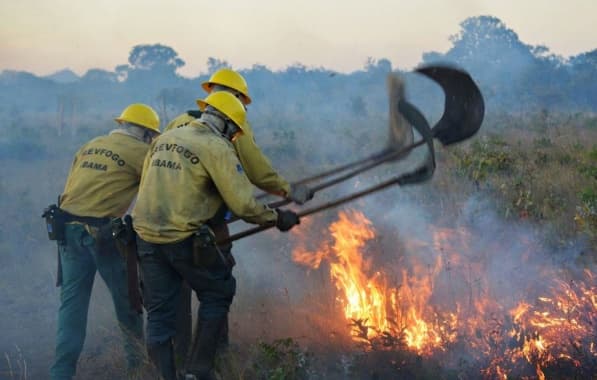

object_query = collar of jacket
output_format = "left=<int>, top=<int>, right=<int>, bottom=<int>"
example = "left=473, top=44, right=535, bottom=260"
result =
left=110, top=128, right=146, bottom=143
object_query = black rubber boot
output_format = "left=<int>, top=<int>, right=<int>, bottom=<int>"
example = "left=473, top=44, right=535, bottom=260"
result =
left=147, top=339, right=177, bottom=380
left=185, top=316, right=226, bottom=380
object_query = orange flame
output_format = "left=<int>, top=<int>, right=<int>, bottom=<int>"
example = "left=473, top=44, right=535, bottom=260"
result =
left=292, top=209, right=597, bottom=375
left=293, top=210, right=458, bottom=354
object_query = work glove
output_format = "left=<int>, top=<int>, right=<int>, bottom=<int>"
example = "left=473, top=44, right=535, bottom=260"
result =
left=288, top=184, right=314, bottom=205
left=275, top=209, right=300, bottom=232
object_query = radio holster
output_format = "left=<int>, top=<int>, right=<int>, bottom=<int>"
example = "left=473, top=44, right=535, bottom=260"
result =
left=192, top=225, right=229, bottom=269
left=112, top=215, right=143, bottom=314
left=42, top=204, right=67, bottom=242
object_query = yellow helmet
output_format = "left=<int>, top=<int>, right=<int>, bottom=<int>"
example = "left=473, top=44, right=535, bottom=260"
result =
left=115, top=103, right=161, bottom=133
left=201, top=68, right=252, bottom=105
left=196, top=92, right=247, bottom=133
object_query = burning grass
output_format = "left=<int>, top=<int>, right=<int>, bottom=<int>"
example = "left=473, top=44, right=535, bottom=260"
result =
left=291, top=209, right=597, bottom=379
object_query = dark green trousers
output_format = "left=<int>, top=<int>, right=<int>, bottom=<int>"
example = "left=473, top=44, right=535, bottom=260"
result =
left=50, top=224, right=143, bottom=380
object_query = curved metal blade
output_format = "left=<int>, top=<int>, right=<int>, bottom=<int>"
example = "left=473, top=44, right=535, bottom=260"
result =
left=415, top=64, right=485, bottom=145
left=397, top=99, right=435, bottom=184
left=224, top=101, right=439, bottom=243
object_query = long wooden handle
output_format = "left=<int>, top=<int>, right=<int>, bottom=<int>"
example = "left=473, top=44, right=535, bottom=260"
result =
left=220, top=161, right=428, bottom=244
left=227, top=140, right=426, bottom=224
left=254, top=148, right=392, bottom=201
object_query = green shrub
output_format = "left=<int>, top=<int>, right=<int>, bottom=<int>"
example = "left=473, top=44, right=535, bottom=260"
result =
left=250, top=338, right=311, bottom=380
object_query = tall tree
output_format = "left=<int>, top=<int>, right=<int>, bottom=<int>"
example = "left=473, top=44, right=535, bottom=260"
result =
left=119, top=44, right=185, bottom=85
left=568, top=49, right=597, bottom=108
left=422, top=16, right=570, bottom=110
left=206, top=57, right=230, bottom=74
left=117, top=44, right=187, bottom=101
left=426, top=16, right=536, bottom=79
left=128, top=44, right=185, bottom=73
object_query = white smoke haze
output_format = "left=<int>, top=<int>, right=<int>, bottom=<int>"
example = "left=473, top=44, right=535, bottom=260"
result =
left=223, top=165, right=595, bottom=378
left=1, top=15, right=595, bottom=377
left=2, top=110, right=594, bottom=378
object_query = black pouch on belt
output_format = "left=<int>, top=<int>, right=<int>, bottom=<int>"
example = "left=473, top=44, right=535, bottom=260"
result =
left=42, top=204, right=67, bottom=242
left=192, top=225, right=225, bottom=268
left=91, top=222, right=116, bottom=253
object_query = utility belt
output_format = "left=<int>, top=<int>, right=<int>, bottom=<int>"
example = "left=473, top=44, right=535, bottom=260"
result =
left=192, top=225, right=235, bottom=269
left=65, top=214, right=112, bottom=228
left=111, top=215, right=137, bottom=247
left=42, top=203, right=118, bottom=288
left=42, top=204, right=143, bottom=311
left=42, top=204, right=112, bottom=242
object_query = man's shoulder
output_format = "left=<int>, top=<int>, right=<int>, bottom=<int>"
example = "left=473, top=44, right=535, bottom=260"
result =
left=165, top=111, right=201, bottom=132
left=107, top=132, right=148, bottom=149
left=158, top=124, right=225, bottom=148
left=195, top=127, right=232, bottom=150
left=78, top=134, right=108, bottom=150
left=242, top=120, right=254, bottom=135
left=186, top=126, right=237, bottom=158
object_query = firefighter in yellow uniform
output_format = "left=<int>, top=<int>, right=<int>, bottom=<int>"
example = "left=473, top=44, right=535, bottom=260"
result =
left=49, top=104, right=161, bottom=380
left=165, top=68, right=311, bottom=200
left=132, top=92, right=301, bottom=380
left=165, top=68, right=313, bottom=363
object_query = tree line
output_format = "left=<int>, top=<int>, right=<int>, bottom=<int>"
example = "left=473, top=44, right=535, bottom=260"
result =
left=0, top=15, right=594, bottom=146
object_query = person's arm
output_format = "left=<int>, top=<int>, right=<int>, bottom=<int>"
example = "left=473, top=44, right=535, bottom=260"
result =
left=232, top=122, right=291, bottom=196
left=203, top=141, right=278, bottom=226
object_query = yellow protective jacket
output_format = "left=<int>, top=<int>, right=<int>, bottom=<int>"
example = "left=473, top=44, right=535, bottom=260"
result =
left=59, top=131, right=150, bottom=218
left=165, top=112, right=291, bottom=196
left=132, top=121, right=278, bottom=244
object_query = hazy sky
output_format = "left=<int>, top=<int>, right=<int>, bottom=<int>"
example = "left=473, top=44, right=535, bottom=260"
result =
left=1, top=0, right=595, bottom=77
